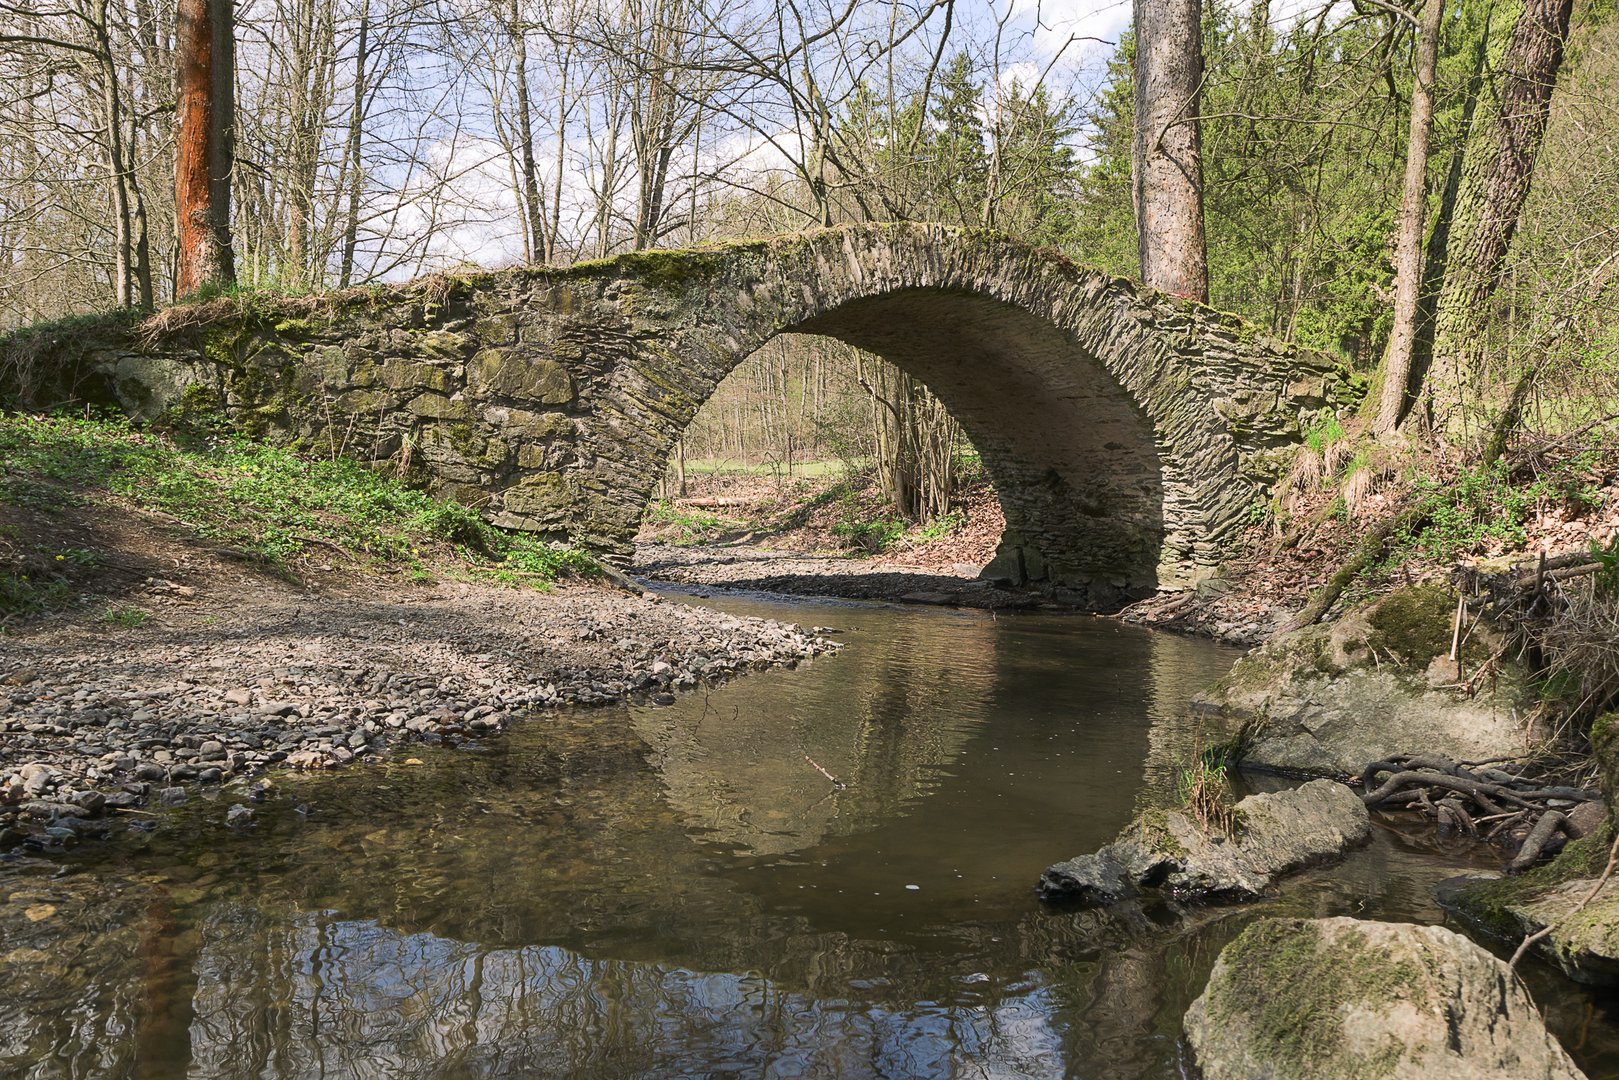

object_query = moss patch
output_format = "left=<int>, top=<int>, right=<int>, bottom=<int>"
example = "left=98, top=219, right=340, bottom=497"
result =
left=1360, top=585, right=1455, bottom=665
left=1453, top=819, right=1615, bottom=939
left=1208, top=918, right=1432, bottom=1079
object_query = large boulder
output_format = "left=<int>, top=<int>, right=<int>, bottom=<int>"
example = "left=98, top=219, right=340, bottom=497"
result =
left=1194, top=586, right=1537, bottom=777
left=1038, top=778, right=1369, bottom=904
left=1185, top=916, right=1587, bottom=1080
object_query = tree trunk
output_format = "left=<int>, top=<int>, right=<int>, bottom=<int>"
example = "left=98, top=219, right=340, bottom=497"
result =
left=1132, top=0, right=1208, bottom=301
left=338, top=1, right=368, bottom=287
left=175, top=0, right=236, bottom=295
left=1373, top=0, right=1446, bottom=437
left=92, top=0, right=133, bottom=308
left=511, top=0, right=546, bottom=265
left=1425, top=0, right=1575, bottom=440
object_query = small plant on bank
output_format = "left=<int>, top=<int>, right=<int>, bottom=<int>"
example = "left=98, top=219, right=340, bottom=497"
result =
left=1177, top=756, right=1241, bottom=836
left=914, top=509, right=966, bottom=541
left=1396, top=455, right=1605, bottom=563
left=641, top=499, right=748, bottom=545
left=99, top=605, right=149, bottom=628
left=832, top=515, right=906, bottom=553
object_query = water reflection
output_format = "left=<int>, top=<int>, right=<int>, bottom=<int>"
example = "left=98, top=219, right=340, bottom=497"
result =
left=3, top=597, right=1616, bottom=1078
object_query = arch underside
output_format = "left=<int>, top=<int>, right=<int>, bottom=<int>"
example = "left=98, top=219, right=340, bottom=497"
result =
left=649, top=287, right=1182, bottom=607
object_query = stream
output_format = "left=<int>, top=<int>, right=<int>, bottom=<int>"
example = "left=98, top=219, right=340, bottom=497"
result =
left=2, top=590, right=1616, bottom=1078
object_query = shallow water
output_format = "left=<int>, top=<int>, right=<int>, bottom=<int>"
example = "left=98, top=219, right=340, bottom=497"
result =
left=2, top=593, right=1616, bottom=1078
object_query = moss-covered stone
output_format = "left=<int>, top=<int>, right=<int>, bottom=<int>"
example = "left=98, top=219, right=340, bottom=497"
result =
left=1185, top=917, right=1587, bottom=1080
left=1196, top=585, right=1537, bottom=777
left=1360, top=584, right=1460, bottom=666
left=468, top=348, right=574, bottom=404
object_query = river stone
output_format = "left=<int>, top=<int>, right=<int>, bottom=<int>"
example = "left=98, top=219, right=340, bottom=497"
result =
left=1184, top=917, right=1587, bottom=1080
left=1038, top=778, right=1370, bottom=904
left=1193, top=586, right=1537, bottom=777
left=1444, top=714, right=1619, bottom=986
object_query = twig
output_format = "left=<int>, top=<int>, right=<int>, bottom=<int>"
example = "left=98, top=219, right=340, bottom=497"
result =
left=1511, top=829, right=1619, bottom=969
left=803, top=753, right=846, bottom=789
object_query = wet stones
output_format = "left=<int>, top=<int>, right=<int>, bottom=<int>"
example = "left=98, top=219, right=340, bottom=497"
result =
left=1038, top=779, right=1371, bottom=905
left=0, top=579, right=835, bottom=855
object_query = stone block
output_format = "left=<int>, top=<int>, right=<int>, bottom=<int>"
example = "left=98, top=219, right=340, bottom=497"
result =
left=469, top=347, right=575, bottom=404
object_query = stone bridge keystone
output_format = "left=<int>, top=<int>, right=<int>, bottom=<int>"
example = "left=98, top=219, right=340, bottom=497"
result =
left=55, top=223, right=1357, bottom=608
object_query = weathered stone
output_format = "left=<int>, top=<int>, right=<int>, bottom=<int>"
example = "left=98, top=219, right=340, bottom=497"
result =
left=46, top=224, right=1354, bottom=604
left=1039, top=778, right=1370, bottom=904
left=500, top=473, right=572, bottom=522
left=469, top=348, right=575, bottom=404
left=1184, top=917, right=1586, bottom=1080
left=1195, top=586, right=1536, bottom=777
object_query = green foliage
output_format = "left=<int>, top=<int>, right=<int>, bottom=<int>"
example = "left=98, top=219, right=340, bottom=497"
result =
left=98, top=605, right=150, bottom=629
left=1302, top=413, right=1346, bottom=454
left=1176, top=755, right=1240, bottom=836
left=0, top=413, right=597, bottom=586
left=832, top=515, right=906, bottom=553
left=1590, top=533, right=1619, bottom=597
left=1394, top=456, right=1604, bottom=561
left=0, top=568, right=72, bottom=619
left=641, top=499, right=749, bottom=545
left=913, top=510, right=965, bottom=541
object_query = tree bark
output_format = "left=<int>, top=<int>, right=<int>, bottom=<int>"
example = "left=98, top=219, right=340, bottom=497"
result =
left=1132, top=0, right=1208, bottom=301
left=338, top=1, right=369, bottom=287
left=175, top=0, right=236, bottom=295
left=1373, top=0, right=1446, bottom=437
left=511, top=0, right=546, bottom=264
left=1425, top=0, right=1575, bottom=439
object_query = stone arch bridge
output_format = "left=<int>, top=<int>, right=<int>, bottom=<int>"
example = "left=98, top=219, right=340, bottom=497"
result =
left=77, top=223, right=1355, bottom=607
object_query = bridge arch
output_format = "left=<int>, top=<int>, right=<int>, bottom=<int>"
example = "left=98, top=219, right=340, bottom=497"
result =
left=573, top=225, right=1338, bottom=604
left=82, top=223, right=1351, bottom=608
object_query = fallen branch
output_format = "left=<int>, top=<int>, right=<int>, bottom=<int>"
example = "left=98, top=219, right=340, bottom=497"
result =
left=1278, top=503, right=1426, bottom=633
left=1511, top=828, right=1619, bottom=969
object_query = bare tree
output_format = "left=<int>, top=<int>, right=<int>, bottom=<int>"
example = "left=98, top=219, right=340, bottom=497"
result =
left=1372, top=0, right=1445, bottom=437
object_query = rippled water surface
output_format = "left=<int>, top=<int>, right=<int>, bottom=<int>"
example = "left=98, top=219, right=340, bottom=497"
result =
left=3, top=592, right=1617, bottom=1078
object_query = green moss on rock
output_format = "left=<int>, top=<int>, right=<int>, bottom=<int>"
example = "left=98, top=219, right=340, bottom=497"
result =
left=1209, top=919, right=1425, bottom=1077
left=1360, top=584, right=1456, bottom=665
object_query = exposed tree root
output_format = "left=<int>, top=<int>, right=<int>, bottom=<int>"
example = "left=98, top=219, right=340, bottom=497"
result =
left=1360, top=752, right=1601, bottom=872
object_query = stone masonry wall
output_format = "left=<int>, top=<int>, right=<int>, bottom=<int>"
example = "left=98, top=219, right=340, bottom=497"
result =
left=35, top=223, right=1359, bottom=607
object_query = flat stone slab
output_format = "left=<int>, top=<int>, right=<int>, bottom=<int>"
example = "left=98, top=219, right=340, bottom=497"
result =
left=1193, top=586, right=1536, bottom=777
left=1038, top=778, right=1370, bottom=904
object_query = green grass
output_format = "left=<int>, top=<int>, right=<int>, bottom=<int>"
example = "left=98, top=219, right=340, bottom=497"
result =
left=0, top=412, right=598, bottom=590
left=642, top=499, right=750, bottom=544
left=99, top=605, right=150, bottom=628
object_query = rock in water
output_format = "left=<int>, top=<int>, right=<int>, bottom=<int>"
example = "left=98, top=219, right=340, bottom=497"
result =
left=1184, top=917, right=1587, bottom=1080
left=1193, top=586, right=1536, bottom=777
left=1038, top=779, right=1370, bottom=904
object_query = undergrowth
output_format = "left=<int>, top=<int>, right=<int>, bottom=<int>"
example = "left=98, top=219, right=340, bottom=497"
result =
left=0, top=413, right=597, bottom=596
left=1393, top=454, right=1604, bottom=562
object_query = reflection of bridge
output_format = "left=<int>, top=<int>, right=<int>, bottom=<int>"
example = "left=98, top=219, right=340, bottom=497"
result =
left=100, top=223, right=1353, bottom=605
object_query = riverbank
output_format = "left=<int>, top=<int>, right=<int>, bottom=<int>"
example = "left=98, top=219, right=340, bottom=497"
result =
left=0, top=416, right=837, bottom=849
left=1, top=569, right=833, bottom=849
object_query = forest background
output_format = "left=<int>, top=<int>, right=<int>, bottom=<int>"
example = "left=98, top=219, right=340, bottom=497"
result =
left=2, top=0, right=1615, bottom=532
